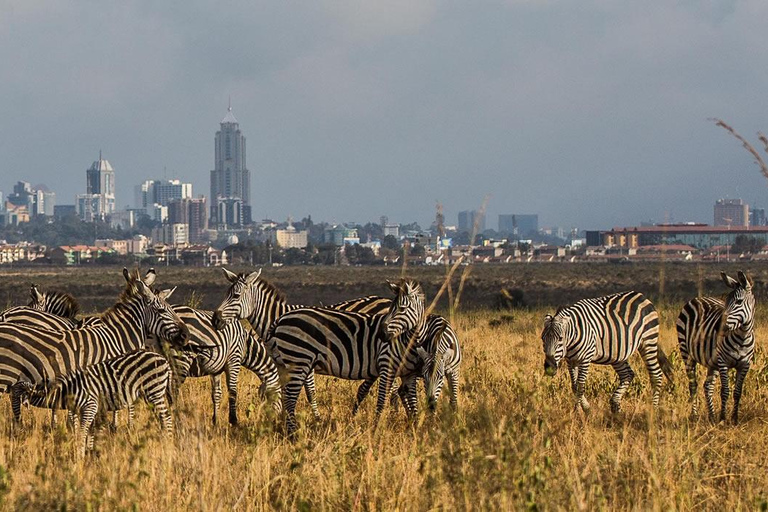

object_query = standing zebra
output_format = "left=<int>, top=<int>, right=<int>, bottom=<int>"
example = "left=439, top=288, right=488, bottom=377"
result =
left=211, top=268, right=391, bottom=418
left=677, top=271, right=756, bottom=423
left=541, top=291, right=673, bottom=412
left=27, top=285, right=81, bottom=319
left=265, top=278, right=426, bottom=437
left=0, top=268, right=189, bottom=421
left=159, top=305, right=282, bottom=425
left=12, top=350, right=174, bottom=456
left=212, top=269, right=459, bottom=416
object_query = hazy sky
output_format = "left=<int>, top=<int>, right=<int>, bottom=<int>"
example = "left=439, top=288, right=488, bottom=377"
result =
left=3, top=0, right=768, bottom=230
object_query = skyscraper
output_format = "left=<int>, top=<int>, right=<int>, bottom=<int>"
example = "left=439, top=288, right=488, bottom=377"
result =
left=210, top=103, right=250, bottom=228
left=78, top=153, right=116, bottom=221
left=714, top=199, right=749, bottom=227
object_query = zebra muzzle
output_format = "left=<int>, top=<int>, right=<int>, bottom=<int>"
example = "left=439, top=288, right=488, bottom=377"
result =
left=544, top=357, right=558, bottom=376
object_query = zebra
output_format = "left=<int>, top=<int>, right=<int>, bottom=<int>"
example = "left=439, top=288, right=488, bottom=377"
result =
left=0, top=286, right=83, bottom=330
left=213, top=268, right=461, bottom=416
left=12, top=350, right=174, bottom=457
left=0, top=268, right=189, bottom=422
left=211, top=268, right=391, bottom=418
left=541, top=291, right=673, bottom=412
left=27, top=285, right=82, bottom=319
left=265, top=278, right=427, bottom=437
left=677, top=271, right=756, bottom=423
left=156, top=304, right=282, bottom=425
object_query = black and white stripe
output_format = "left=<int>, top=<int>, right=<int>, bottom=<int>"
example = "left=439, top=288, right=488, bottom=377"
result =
left=161, top=305, right=282, bottom=425
left=27, top=285, right=81, bottom=319
left=541, top=291, right=673, bottom=412
left=12, top=350, right=173, bottom=456
left=211, top=268, right=391, bottom=418
left=0, top=268, right=189, bottom=422
left=266, top=278, right=426, bottom=437
left=677, top=271, right=756, bottom=423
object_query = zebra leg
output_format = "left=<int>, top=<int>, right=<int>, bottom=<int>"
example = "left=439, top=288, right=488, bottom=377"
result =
left=638, top=342, right=664, bottom=408
left=718, top=364, right=730, bottom=423
left=11, top=391, right=22, bottom=423
left=374, top=368, right=395, bottom=419
left=284, top=368, right=310, bottom=439
left=210, top=374, right=222, bottom=425
left=148, top=393, right=174, bottom=436
left=447, top=369, right=459, bottom=410
left=303, top=370, right=321, bottom=420
left=224, top=362, right=241, bottom=425
left=575, top=363, right=591, bottom=412
left=127, top=404, right=135, bottom=429
left=609, top=362, right=635, bottom=413
left=731, top=363, right=750, bottom=424
left=402, top=378, right=419, bottom=417
left=703, top=368, right=717, bottom=423
left=352, top=378, right=377, bottom=415
left=566, top=360, right=579, bottom=394
left=79, top=400, right=98, bottom=457
left=685, top=358, right=699, bottom=419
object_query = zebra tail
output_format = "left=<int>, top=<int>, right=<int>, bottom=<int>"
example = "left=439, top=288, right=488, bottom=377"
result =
left=657, top=346, right=674, bottom=384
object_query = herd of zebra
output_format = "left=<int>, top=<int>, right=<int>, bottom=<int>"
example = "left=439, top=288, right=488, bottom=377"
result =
left=0, top=266, right=755, bottom=456
left=0, top=267, right=462, bottom=452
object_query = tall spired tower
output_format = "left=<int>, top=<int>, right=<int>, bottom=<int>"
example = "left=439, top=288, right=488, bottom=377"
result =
left=210, top=103, right=251, bottom=227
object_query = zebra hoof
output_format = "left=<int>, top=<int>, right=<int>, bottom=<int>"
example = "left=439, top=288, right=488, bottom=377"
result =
left=610, top=401, right=621, bottom=414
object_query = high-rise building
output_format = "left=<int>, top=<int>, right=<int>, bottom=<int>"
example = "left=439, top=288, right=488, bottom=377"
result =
left=458, top=210, right=486, bottom=233
left=168, top=197, right=208, bottom=243
left=7, top=182, right=55, bottom=216
left=714, top=199, right=749, bottom=227
left=136, top=179, right=192, bottom=208
left=210, top=104, right=250, bottom=227
left=751, top=208, right=766, bottom=227
left=78, top=154, right=116, bottom=221
left=499, top=214, right=539, bottom=238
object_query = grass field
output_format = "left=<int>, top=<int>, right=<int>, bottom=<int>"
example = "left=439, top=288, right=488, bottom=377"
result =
left=1, top=265, right=768, bottom=510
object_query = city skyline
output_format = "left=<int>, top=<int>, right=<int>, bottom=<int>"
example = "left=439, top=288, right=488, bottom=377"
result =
left=3, top=3, right=768, bottom=229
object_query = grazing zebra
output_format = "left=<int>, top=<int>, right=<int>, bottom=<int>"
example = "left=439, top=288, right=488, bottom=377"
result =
left=0, top=268, right=189, bottom=421
left=265, top=278, right=426, bottom=437
left=541, top=291, right=673, bottom=412
left=12, top=350, right=174, bottom=456
left=158, top=305, right=281, bottom=425
left=677, top=271, right=756, bottom=423
left=211, top=268, right=391, bottom=418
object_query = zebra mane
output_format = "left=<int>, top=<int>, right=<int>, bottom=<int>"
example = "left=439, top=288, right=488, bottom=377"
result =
left=101, top=272, right=146, bottom=322
left=249, top=274, right=287, bottom=303
left=29, top=290, right=81, bottom=319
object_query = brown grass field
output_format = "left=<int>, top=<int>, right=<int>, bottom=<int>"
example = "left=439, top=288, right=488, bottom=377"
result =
left=1, top=264, right=768, bottom=510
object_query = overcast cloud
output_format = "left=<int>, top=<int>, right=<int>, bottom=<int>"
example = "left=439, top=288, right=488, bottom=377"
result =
left=2, top=0, right=768, bottom=230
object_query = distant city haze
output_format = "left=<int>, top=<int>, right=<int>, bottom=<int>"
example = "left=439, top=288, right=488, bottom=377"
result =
left=3, top=1, right=768, bottom=230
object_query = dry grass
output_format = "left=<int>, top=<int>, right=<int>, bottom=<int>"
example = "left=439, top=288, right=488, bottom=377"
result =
left=1, top=302, right=768, bottom=510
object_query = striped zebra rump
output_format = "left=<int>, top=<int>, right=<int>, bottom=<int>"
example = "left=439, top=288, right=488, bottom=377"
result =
left=676, top=296, right=727, bottom=369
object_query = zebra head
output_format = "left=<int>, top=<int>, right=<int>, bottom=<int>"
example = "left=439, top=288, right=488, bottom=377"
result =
left=27, top=285, right=46, bottom=310
left=418, top=345, right=445, bottom=411
left=383, top=279, right=426, bottom=341
left=541, top=313, right=568, bottom=376
left=123, top=268, right=189, bottom=349
left=721, top=271, right=755, bottom=333
left=212, top=267, right=263, bottom=330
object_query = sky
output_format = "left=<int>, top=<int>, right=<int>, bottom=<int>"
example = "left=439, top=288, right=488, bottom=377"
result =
left=2, top=0, right=768, bottom=231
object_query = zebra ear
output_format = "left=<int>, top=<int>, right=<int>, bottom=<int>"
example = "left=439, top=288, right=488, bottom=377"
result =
left=544, top=314, right=553, bottom=327
left=387, top=280, right=400, bottom=294
left=721, top=271, right=739, bottom=289
left=737, top=271, right=752, bottom=290
left=416, top=346, right=429, bottom=360
left=245, top=268, right=263, bottom=285
left=157, top=287, right=176, bottom=301
left=144, top=268, right=157, bottom=287
left=123, top=267, right=132, bottom=282
left=30, top=285, right=44, bottom=304
left=222, top=267, right=238, bottom=283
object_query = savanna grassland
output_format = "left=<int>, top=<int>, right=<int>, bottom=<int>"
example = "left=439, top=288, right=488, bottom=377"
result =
left=1, top=263, right=768, bottom=510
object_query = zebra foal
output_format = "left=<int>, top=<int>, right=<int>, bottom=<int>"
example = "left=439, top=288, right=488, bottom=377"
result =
left=13, top=350, right=173, bottom=456
left=677, top=271, right=756, bottom=423
left=541, top=291, right=673, bottom=412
